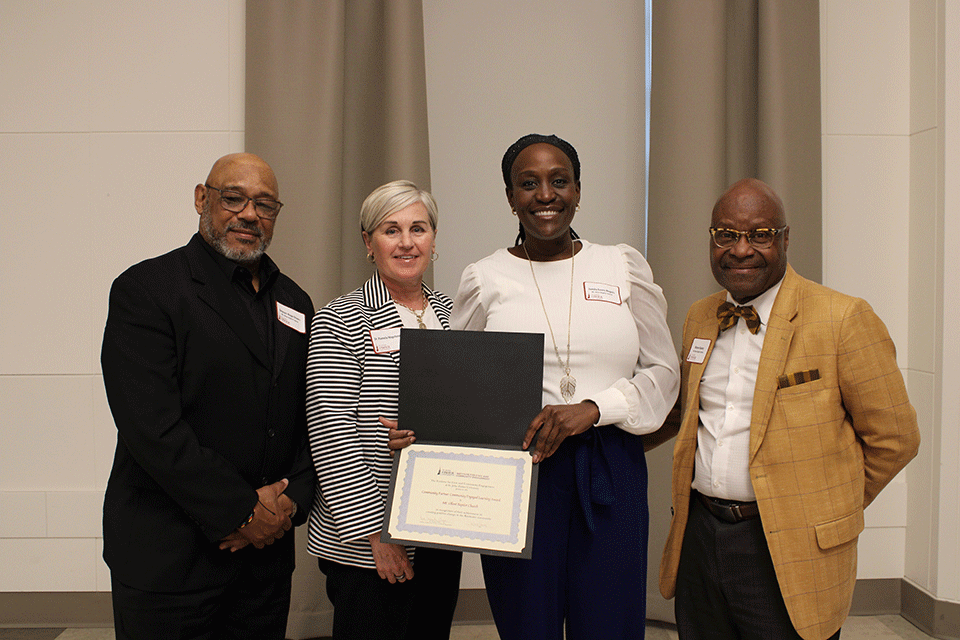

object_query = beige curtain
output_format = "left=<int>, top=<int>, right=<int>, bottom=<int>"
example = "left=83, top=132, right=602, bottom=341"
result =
left=645, top=0, right=821, bottom=623
left=246, top=0, right=432, bottom=311
left=245, top=2, right=432, bottom=637
left=647, top=0, right=822, bottom=335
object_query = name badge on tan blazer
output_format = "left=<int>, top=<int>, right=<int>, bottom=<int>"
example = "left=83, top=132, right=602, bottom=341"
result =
left=686, top=338, right=711, bottom=364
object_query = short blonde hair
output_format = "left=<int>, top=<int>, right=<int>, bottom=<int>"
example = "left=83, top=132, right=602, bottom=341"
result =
left=359, top=180, right=439, bottom=234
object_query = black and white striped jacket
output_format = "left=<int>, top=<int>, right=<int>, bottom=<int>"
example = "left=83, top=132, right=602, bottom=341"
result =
left=305, top=272, right=452, bottom=567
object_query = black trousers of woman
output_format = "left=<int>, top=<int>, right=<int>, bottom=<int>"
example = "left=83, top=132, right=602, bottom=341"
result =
left=319, top=547, right=462, bottom=640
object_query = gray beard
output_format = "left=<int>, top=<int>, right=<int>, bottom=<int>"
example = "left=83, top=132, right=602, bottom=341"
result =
left=200, top=208, right=270, bottom=265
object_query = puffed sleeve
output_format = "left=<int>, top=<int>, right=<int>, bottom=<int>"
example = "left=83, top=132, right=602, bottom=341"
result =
left=450, top=262, right=488, bottom=331
left=586, top=245, right=680, bottom=435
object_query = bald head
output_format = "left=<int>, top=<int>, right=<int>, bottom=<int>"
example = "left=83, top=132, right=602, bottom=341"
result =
left=205, top=153, right=279, bottom=197
left=712, top=178, right=785, bottom=228
left=710, top=178, right=790, bottom=303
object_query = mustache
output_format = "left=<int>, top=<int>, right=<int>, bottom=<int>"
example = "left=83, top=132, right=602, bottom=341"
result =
left=721, top=257, right=765, bottom=269
left=226, top=222, right=262, bottom=237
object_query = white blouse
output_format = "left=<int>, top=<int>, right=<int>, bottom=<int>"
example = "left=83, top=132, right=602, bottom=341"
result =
left=451, top=240, right=679, bottom=435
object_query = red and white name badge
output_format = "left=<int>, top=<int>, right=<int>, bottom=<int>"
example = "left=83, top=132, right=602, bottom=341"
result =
left=370, top=328, right=401, bottom=354
left=277, top=302, right=306, bottom=333
left=583, top=282, right=622, bottom=304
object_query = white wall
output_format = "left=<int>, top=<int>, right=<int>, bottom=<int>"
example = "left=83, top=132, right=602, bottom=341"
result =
left=0, top=0, right=245, bottom=592
left=935, top=0, right=960, bottom=604
left=819, top=0, right=959, bottom=602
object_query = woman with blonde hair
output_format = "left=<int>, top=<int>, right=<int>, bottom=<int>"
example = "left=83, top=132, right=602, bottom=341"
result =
left=306, top=180, right=461, bottom=639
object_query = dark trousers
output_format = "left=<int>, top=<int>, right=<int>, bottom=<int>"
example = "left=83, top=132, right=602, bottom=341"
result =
left=675, top=494, right=841, bottom=640
left=481, top=428, right=649, bottom=640
left=111, top=571, right=291, bottom=640
left=319, top=546, right=462, bottom=640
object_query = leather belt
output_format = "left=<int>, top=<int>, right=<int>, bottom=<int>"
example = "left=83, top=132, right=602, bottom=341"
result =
left=695, top=490, right=760, bottom=523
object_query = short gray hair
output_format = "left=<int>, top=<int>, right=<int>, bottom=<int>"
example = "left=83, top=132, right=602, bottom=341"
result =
left=359, top=180, right=438, bottom=234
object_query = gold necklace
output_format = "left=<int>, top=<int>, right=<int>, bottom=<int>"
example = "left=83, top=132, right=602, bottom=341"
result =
left=522, top=241, right=576, bottom=403
left=395, top=289, right=429, bottom=330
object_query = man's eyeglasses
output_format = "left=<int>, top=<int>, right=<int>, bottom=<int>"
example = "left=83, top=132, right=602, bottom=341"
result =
left=205, top=184, right=283, bottom=220
left=709, top=226, right=786, bottom=249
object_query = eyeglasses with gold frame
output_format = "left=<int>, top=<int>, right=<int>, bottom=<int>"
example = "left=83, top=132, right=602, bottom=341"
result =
left=709, top=226, right=786, bottom=249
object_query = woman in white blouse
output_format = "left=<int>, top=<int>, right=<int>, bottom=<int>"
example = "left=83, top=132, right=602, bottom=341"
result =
left=305, top=180, right=461, bottom=640
left=452, top=135, right=680, bottom=640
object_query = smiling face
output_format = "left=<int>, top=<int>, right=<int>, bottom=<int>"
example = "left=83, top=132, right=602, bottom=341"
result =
left=506, top=143, right=580, bottom=250
left=710, top=179, right=789, bottom=303
left=195, top=153, right=278, bottom=267
left=362, top=202, right=436, bottom=291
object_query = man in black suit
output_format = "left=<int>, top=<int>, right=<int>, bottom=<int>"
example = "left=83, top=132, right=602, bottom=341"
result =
left=101, top=153, right=315, bottom=639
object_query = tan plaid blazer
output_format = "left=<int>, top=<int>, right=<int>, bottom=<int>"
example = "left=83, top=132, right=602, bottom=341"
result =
left=659, top=266, right=919, bottom=640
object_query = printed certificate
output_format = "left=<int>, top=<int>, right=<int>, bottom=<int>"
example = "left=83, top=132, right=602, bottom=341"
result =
left=383, top=444, right=536, bottom=557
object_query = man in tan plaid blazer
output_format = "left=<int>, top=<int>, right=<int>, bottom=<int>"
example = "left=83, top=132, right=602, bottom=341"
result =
left=659, top=179, right=920, bottom=640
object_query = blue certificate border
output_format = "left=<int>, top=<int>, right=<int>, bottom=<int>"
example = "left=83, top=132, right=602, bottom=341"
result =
left=394, top=449, right=526, bottom=544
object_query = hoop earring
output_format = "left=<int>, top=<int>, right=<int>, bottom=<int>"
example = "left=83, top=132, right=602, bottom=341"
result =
left=366, top=253, right=375, bottom=263
left=511, top=209, right=518, bottom=216
left=431, top=250, right=438, bottom=262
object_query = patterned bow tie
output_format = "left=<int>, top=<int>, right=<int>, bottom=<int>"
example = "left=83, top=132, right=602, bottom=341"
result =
left=717, top=301, right=761, bottom=334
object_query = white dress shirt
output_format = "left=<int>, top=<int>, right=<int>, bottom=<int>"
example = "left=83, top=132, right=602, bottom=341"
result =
left=692, top=278, right=783, bottom=501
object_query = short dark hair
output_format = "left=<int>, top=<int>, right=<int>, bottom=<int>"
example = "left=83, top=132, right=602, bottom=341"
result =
left=501, top=134, right=580, bottom=189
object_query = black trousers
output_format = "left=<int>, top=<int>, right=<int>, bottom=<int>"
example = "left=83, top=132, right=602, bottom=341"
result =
left=675, top=494, right=841, bottom=640
left=111, top=570, right=291, bottom=640
left=319, top=547, right=462, bottom=640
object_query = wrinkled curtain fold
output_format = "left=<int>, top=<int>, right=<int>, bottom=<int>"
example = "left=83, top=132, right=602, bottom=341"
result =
left=246, top=0, right=432, bottom=312
left=648, top=0, right=821, bottom=337
left=245, top=2, right=432, bottom=637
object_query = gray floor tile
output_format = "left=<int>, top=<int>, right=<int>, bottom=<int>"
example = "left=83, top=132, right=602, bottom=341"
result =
left=0, top=615, right=937, bottom=640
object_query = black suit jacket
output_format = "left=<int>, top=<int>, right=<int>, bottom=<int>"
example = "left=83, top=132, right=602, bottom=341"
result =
left=101, top=234, right=314, bottom=592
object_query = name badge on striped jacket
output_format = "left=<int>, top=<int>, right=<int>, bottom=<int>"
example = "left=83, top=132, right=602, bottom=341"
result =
left=370, top=328, right=401, bottom=354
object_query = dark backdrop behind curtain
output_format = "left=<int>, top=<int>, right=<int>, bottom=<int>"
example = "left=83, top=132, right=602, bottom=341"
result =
left=245, top=2, right=432, bottom=636
left=644, top=0, right=821, bottom=622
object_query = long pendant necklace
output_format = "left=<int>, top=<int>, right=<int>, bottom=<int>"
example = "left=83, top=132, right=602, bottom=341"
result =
left=523, top=241, right=576, bottom=403
left=396, top=289, right=429, bottom=329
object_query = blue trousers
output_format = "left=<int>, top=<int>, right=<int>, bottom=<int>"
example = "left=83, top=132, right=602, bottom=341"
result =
left=482, top=426, right=649, bottom=640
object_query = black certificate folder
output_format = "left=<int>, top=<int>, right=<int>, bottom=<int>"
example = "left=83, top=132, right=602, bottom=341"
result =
left=398, top=329, right=544, bottom=447
left=388, top=329, right=542, bottom=557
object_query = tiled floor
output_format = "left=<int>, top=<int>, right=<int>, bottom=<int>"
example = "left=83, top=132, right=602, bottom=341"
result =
left=0, top=615, right=937, bottom=639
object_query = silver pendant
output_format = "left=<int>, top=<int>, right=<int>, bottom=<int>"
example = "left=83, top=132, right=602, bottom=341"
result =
left=560, top=374, right=576, bottom=403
